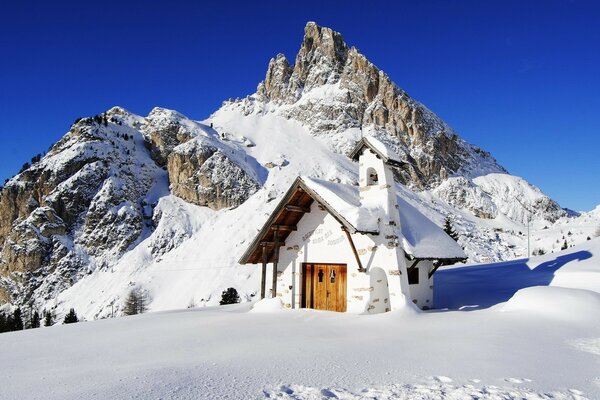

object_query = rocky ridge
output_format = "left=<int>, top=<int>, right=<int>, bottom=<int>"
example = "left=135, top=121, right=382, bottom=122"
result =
left=247, top=22, right=507, bottom=188
left=0, top=107, right=260, bottom=307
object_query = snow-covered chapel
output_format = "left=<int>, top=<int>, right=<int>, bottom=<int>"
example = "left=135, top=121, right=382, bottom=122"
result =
left=239, top=137, right=466, bottom=313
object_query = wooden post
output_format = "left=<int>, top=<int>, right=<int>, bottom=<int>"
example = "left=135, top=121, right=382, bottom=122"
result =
left=342, top=227, right=365, bottom=272
left=261, top=245, right=267, bottom=299
left=272, top=229, right=280, bottom=298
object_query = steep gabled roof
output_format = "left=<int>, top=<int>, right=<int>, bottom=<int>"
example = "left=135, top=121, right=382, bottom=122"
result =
left=348, top=136, right=406, bottom=167
left=302, top=178, right=466, bottom=261
left=239, top=176, right=467, bottom=265
left=238, top=177, right=377, bottom=265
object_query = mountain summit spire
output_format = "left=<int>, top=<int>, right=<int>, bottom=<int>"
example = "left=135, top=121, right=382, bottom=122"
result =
left=256, top=22, right=505, bottom=188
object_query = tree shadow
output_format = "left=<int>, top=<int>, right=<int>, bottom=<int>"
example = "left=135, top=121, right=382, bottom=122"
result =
left=433, top=251, right=592, bottom=310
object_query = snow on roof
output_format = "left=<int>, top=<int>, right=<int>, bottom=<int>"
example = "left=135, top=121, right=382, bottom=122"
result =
left=348, top=136, right=405, bottom=166
left=302, top=177, right=466, bottom=260
left=302, top=177, right=380, bottom=233
left=394, top=195, right=466, bottom=260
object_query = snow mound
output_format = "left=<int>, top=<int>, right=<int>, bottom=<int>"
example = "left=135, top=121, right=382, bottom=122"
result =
left=568, top=337, right=600, bottom=356
left=250, top=297, right=284, bottom=313
left=501, top=286, right=600, bottom=321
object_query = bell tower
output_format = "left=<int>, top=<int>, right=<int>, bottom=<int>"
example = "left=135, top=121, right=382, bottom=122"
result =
left=354, top=137, right=402, bottom=227
left=350, top=136, right=412, bottom=311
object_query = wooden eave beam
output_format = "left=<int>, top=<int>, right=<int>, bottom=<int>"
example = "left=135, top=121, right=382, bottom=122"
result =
left=271, top=225, right=297, bottom=231
left=428, top=264, right=442, bottom=279
left=407, top=259, right=420, bottom=272
left=260, top=241, right=286, bottom=247
left=285, top=205, right=311, bottom=213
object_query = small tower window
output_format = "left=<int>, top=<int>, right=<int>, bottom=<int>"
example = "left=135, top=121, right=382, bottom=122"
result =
left=367, top=167, right=378, bottom=186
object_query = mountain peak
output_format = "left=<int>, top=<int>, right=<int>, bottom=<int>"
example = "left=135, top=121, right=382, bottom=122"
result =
left=299, top=22, right=349, bottom=63
left=255, top=22, right=505, bottom=187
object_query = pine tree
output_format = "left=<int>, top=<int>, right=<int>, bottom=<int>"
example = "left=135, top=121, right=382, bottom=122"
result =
left=0, top=311, right=6, bottom=333
left=442, top=216, right=459, bottom=241
left=30, top=310, right=41, bottom=329
left=12, top=308, right=23, bottom=331
left=4, top=313, right=14, bottom=332
left=123, top=288, right=148, bottom=316
left=219, top=287, right=240, bottom=305
left=63, top=308, right=78, bottom=324
left=43, top=309, right=54, bottom=327
left=561, top=240, right=568, bottom=250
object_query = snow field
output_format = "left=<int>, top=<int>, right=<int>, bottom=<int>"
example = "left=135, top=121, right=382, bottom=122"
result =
left=1, top=237, right=599, bottom=399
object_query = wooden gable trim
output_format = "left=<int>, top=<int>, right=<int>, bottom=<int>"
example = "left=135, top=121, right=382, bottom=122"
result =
left=238, top=177, right=372, bottom=265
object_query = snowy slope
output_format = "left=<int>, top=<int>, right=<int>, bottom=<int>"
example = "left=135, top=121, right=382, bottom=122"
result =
left=35, top=105, right=599, bottom=321
left=2, top=22, right=599, bottom=321
left=1, top=240, right=599, bottom=399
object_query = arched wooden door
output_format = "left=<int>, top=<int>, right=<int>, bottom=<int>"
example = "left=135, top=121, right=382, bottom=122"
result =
left=302, top=263, right=347, bottom=312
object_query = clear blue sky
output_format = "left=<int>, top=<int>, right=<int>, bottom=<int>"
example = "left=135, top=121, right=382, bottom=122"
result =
left=1, top=0, right=598, bottom=211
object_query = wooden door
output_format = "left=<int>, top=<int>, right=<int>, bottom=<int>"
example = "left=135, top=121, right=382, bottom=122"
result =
left=302, top=263, right=346, bottom=312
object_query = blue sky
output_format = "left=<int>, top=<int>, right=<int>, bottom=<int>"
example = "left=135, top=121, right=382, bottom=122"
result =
left=0, top=0, right=598, bottom=211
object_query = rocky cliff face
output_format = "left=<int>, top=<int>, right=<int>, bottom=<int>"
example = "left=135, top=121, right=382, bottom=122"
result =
left=251, top=22, right=506, bottom=189
left=0, top=107, right=260, bottom=308
left=167, top=138, right=261, bottom=210
left=431, top=174, right=568, bottom=223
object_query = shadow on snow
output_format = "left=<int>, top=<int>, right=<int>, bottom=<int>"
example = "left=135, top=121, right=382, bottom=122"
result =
left=433, top=251, right=592, bottom=310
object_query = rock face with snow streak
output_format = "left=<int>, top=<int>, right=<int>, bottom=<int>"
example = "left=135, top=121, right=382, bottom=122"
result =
left=167, top=138, right=261, bottom=210
left=254, top=22, right=506, bottom=188
left=432, top=174, right=568, bottom=223
left=0, top=106, right=260, bottom=308
left=0, top=107, right=165, bottom=305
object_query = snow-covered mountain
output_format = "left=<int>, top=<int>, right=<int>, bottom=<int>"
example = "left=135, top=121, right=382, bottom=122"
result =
left=0, top=22, right=598, bottom=319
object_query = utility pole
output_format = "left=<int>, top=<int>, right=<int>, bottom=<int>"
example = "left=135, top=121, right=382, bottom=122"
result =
left=515, top=198, right=533, bottom=259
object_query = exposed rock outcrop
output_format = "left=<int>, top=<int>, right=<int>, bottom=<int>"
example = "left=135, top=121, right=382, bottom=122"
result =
left=141, top=107, right=196, bottom=166
left=253, top=22, right=506, bottom=188
left=0, top=107, right=164, bottom=305
left=167, top=138, right=261, bottom=210
left=0, top=106, right=263, bottom=307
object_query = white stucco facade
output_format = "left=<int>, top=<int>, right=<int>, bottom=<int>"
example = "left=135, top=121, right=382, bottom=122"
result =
left=241, top=136, right=464, bottom=313
left=272, top=143, right=437, bottom=313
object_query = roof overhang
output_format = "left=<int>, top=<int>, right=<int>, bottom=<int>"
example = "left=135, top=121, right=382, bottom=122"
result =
left=405, top=254, right=468, bottom=262
left=238, top=177, right=376, bottom=265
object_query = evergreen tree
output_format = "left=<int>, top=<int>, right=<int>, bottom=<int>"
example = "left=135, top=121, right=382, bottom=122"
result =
left=123, top=288, right=148, bottom=316
left=30, top=310, right=41, bottom=329
left=219, top=287, right=240, bottom=305
left=0, top=312, right=6, bottom=333
left=561, top=240, right=568, bottom=250
left=4, top=313, right=14, bottom=332
left=43, top=309, right=54, bottom=327
left=442, top=216, right=459, bottom=241
left=12, top=308, right=23, bottom=331
left=63, top=308, right=78, bottom=324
